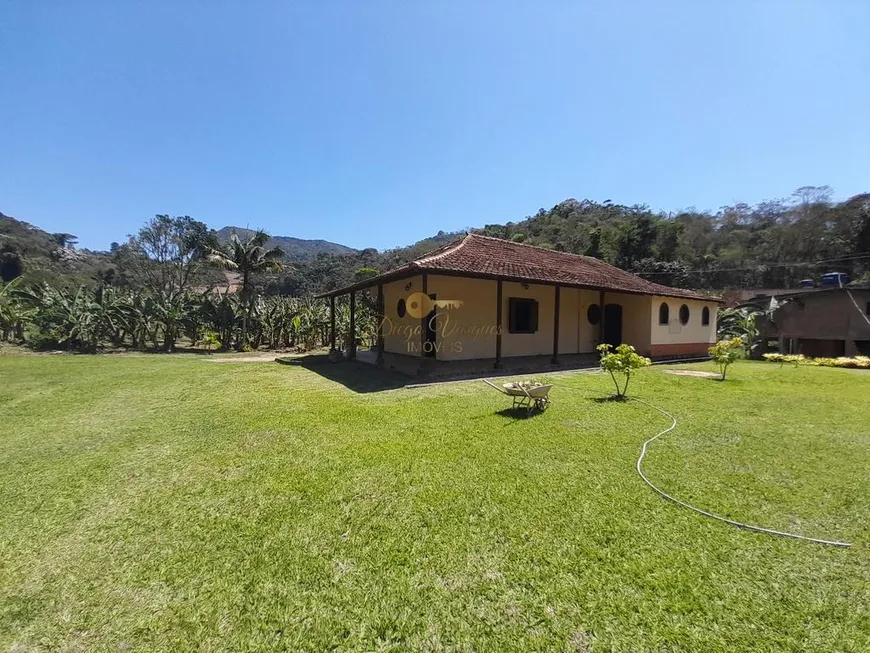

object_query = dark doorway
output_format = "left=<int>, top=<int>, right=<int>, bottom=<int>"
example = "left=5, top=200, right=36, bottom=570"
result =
left=603, top=303, right=623, bottom=346
left=424, top=293, right=437, bottom=358
left=798, top=338, right=845, bottom=358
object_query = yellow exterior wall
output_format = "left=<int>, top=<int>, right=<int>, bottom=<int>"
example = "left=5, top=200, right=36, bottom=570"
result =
left=499, top=281, right=554, bottom=358
left=558, top=287, right=579, bottom=355
left=382, top=275, right=501, bottom=360
left=605, top=292, right=653, bottom=354
left=381, top=277, right=609, bottom=360
left=571, top=288, right=601, bottom=353
left=436, top=282, right=603, bottom=360
left=428, top=276, right=497, bottom=360
left=378, top=275, right=714, bottom=361
left=649, top=296, right=718, bottom=345
left=382, top=275, right=424, bottom=356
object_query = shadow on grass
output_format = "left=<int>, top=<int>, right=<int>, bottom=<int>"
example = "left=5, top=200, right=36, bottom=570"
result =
left=706, top=377, right=747, bottom=384
left=276, top=354, right=411, bottom=393
left=593, top=395, right=629, bottom=403
left=63, top=345, right=264, bottom=356
left=494, top=407, right=546, bottom=420
left=148, top=346, right=221, bottom=355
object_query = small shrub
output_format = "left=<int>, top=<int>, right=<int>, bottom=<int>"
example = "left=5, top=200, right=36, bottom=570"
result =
left=763, top=353, right=870, bottom=369
left=597, top=343, right=652, bottom=398
left=762, top=353, right=807, bottom=365
left=202, top=330, right=221, bottom=352
left=25, top=325, right=63, bottom=351
left=708, top=337, right=744, bottom=380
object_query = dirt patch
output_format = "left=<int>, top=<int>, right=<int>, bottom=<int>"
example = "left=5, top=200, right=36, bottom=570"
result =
left=663, top=370, right=720, bottom=378
left=205, top=354, right=283, bottom=363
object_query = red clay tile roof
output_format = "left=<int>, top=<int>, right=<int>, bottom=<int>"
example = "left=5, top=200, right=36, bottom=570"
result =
left=320, top=234, right=720, bottom=301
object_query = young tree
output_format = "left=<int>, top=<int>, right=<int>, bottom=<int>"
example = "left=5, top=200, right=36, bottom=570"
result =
left=130, top=215, right=216, bottom=295
left=708, top=337, right=744, bottom=380
left=597, top=343, right=652, bottom=399
left=207, top=230, right=284, bottom=347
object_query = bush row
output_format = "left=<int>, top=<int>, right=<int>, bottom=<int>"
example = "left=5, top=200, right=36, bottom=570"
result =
left=762, top=353, right=870, bottom=369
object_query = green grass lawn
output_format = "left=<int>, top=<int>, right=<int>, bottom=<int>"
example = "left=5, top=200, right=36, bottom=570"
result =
left=1, top=354, right=868, bottom=651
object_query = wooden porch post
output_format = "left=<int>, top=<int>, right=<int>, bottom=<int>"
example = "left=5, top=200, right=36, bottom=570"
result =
left=420, top=273, right=428, bottom=358
left=349, top=291, right=356, bottom=359
left=494, top=279, right=503, bottom=368
left=329, top=295, right=336, bottom=352
left=598, top=290, right=606, bottom=347
left=551, top=284, right=561, bottom=364
left=377, top=283, right=385, bottom=366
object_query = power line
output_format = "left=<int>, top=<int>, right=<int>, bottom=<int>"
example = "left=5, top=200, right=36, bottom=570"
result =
left=637, top=252, right=870, bottom=277
left=838, top=276, right=870, bottom=329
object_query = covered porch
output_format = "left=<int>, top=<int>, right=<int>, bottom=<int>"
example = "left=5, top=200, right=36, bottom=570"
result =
left=355, top=348, right=601, bottom=381
left=316, top=233, right=718, bottom=378
left=321, top=270, right=625, bottom=377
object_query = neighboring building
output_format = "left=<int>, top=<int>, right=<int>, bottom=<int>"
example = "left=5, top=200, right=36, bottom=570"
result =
left=721, top=288, right=805, bottom=307
left=318, top=234, right=721, bottom=374
left=767, top=286, right=870, bottom=357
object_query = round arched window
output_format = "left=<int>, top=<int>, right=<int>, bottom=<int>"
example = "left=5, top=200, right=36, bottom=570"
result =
left=396, top=298, right=407, bottom=318
left=679, top=304, right=690, bottom=325
left=658, top=302, right=669, bottom=325
left=701, top=306, right=710, bottom=326
left=586, top=304, right=601, bottom=325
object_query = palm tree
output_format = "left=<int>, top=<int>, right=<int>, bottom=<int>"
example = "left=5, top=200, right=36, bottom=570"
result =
left=207, top=231, right=284, bottom=347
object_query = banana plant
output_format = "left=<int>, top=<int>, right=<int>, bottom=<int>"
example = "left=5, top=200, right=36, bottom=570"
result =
left=200, top=291, right=243, bottom=351
left=13, top=276, right=342, bottom=354
left=0, top=278, right=36, bottom=343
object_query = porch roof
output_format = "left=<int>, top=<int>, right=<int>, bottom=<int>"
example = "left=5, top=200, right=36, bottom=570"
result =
left=317, top=234, right=722, bottom=302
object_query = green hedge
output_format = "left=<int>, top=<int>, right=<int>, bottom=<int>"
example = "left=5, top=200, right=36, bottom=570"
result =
left=763, top=353, right=870, bottom=369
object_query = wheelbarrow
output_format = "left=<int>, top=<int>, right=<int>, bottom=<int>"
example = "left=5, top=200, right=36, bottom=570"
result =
left=483, top=379, right=552, bottom=412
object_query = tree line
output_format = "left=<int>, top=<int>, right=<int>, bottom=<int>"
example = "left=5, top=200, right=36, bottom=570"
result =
left=241, top=186, right=870, bottom=296
left=1, top=280, right=351, bottom=353
left=0, top=215, right=379, bottom=352
left=2, top=186, right=869, bottom=352
left=477, top=186, right=870, bottom=290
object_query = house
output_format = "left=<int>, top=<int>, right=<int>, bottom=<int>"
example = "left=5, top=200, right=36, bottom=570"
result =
left=766, top=286, right=870, bottom=357
left=317, top=234, right=721, bottom=375
left=721, top=288, right=806, bottom=307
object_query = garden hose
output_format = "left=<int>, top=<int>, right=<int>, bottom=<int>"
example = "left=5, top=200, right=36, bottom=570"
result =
left=447, top=361, right=853, bottom=548
left=630, top=395, right=852, bottom=549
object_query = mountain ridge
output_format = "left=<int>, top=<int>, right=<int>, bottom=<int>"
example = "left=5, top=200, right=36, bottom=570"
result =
left=5, top=187, right=868, bottom=294
left=216, top=226, right=357, bottom=261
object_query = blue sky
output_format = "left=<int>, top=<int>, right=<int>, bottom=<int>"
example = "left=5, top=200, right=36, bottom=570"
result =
left=2, top=2, right=868, bottom=251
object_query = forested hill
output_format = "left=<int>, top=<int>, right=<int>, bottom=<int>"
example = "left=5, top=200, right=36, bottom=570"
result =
left=3, top=186, right=870, bottom=296
left=0, top=212, right=112, bottom=286
left=476, top=187, right=870, bottom=290
left=216, top=226, right=357, bottom=260
left=283, top=187, right=870, bottom=295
